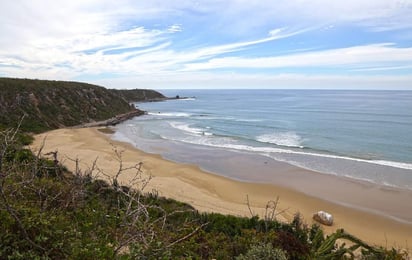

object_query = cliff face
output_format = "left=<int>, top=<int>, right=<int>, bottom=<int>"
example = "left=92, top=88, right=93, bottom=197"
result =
left=0, top=78, right=164, bottom=133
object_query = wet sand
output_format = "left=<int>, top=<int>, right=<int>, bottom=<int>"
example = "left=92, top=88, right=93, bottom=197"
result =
left=31, top=127, right=412, bottom=250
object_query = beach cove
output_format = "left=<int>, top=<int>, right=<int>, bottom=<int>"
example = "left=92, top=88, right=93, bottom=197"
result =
left=31, top=127, right=412, bottom=250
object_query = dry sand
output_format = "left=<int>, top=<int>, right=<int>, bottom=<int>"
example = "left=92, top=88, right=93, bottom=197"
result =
left=31, top=127, right=412, bottom=250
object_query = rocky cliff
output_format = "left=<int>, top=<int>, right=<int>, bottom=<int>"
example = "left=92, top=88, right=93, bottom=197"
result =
left=0, top=78, right=164, bottom=132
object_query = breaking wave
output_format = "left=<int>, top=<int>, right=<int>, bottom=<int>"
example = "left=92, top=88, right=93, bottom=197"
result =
left=256, top=132, right=304, bottom=148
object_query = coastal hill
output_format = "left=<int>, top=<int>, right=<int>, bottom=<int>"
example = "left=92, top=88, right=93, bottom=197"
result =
left=113, top=88, right=167, bottom=102
left=0, top=78, right=165, bottom=132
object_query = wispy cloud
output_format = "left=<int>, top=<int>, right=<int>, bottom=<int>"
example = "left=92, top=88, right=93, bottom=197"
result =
left=183, top=44, right=412, bottom=71
left=156, top=27, right=311, bottom=65
left=0, top=25, right=307, bottom=78
left=93, top=72, right=412, bottom=90
left=228, top=0, right=412, bottom=31
left=352, top=65, right=412, bottom=72
left=168, top=24, right=183, bottom=33
left=0, top=26, right=172, bottom=76
left=0, top=0, right=411, bottom=89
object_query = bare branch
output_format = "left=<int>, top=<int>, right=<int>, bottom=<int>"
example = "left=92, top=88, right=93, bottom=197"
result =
left=0, top=118, right=48, bottom=255
left=246, top=194, right=256, bottom=218
left=166, top=222, right=209, bottom=248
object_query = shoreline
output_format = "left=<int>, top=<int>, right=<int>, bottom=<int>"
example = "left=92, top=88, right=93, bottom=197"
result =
left=31, top=127, right=412, bottom=250
left=163, top=153, right=412, bottom=225
left=112, top=128, right=412, bottom=225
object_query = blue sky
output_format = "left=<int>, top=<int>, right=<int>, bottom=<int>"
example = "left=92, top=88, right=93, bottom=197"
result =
left=1, top=0, right=412, bottom=89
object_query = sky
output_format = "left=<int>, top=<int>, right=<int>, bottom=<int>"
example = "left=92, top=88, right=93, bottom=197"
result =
left=1, top=0, right=412, bottom=89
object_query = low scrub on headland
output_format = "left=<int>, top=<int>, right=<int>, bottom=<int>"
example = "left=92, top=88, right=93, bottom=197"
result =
left=0, top=78, right=164, bottom=133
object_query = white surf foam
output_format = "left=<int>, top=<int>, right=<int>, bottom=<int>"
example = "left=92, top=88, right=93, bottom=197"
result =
left=235, top=118, right=264, bottom=122
left=256, top=132, right=304, bottom=148
left=113, top=121, right=412, bottom=191
left=169, top=122, right=213, bottom=136
left=148, top=112, right=191, bottom=117
left=177, top=97, right=196, bottom=101
left=166, top=133, right=412, bottom=171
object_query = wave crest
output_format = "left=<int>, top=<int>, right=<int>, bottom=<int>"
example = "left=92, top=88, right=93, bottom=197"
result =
left=148, top=112, right=191, bottom=117
left=169, top=122, right=213, bottom=136
left=256, top=132, right=304, bottom=148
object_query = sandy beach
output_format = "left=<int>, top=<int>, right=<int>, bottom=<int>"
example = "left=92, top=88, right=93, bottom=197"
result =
left=31, top=127, right=412, bottom=250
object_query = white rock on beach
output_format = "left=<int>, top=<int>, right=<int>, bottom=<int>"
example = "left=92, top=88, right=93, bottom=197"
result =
left=313, top=211, right=334, bottom=226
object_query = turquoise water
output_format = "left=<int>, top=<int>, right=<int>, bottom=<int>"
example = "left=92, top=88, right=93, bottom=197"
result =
left=113, top=89, right=412, bottom=190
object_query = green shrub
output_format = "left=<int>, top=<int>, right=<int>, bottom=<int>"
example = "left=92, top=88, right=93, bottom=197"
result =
left=236, top=243, right=288, bottom=260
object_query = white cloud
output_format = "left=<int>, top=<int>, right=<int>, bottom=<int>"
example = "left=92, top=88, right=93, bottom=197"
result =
left=0, top=24, right=177, bottom=77
left=183, top=44, right=412, bottom=71
left=352, top=65, right=412, bottom=72
left=168, top=24, right=183, bottom=33
left=0, top=24, right=306, bottom=79
left=1, top=0, right=411, bottom=89
left=164, top=27, right=309, bottom=63
left=2, top=1, right=410, bottom=48
left=217, top=0, right=412, bottom=31
left=92, top=72, right=412, bottom=90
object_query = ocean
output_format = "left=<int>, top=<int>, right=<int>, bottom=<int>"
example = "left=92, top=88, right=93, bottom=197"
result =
left=113, top=89, right=412, bottom=191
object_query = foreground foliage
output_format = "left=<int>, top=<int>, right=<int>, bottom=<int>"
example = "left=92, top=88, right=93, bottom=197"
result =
left=0, top=128, right=408, bottom=259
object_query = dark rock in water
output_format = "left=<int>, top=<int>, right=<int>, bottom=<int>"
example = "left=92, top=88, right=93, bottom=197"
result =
left=313, top=211, right=333, bottom=226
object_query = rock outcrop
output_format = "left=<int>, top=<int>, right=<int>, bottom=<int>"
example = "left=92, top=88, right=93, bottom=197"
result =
left=80, top=109, right=145, bottom=127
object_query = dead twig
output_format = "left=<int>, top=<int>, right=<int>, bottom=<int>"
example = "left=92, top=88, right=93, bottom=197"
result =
left=166, top=222, right=209, bottom=248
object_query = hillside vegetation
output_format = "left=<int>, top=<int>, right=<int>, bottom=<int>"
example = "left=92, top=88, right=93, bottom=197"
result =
left=0, top=78, right=165, bottom=133
left=113, top=88, right=167, bottom=102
